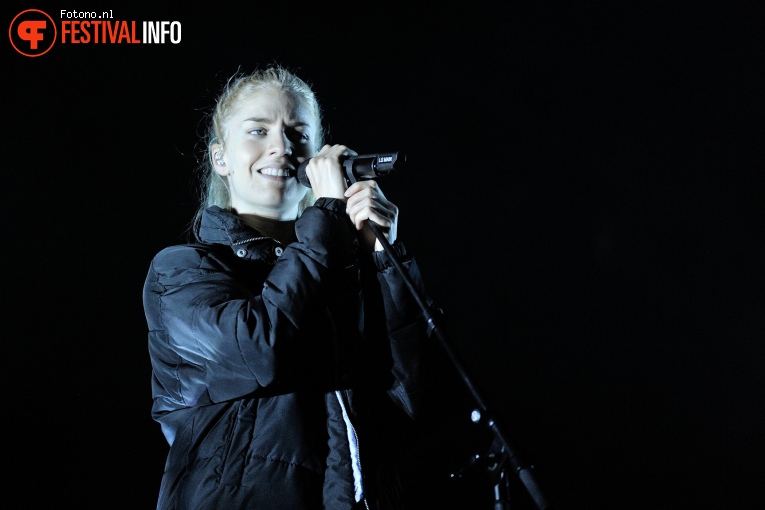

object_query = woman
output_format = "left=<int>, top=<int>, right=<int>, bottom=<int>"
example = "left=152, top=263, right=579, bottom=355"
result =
left=143, top=65, right=433, bottom=509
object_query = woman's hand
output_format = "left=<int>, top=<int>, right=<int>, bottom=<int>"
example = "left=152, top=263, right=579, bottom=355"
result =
left=344, top=180, right=399, bottom=252
left=302, top=144, right=355, bottom=200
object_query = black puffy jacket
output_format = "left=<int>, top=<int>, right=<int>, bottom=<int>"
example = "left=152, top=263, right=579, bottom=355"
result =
left=143, top=199, right=431, bottom=510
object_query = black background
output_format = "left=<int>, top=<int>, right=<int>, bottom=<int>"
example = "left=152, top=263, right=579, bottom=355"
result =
left=4, top=3, right=764, bottom=509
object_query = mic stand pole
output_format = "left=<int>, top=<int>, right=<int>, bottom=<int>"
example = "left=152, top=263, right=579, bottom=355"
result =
left=368, top=221, right=552, bottom=510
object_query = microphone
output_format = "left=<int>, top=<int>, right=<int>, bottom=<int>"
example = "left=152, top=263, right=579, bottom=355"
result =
left=297, top=151, right=405, bottom=188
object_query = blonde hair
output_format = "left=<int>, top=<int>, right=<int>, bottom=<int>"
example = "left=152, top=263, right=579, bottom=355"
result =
left=191, top=65, right=324, bottom=238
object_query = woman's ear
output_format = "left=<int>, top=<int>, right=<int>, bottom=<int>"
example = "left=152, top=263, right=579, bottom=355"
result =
left=210, top=143, right=228, bottom=175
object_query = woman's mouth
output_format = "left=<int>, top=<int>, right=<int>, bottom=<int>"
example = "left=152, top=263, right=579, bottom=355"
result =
left=260, top=167, right=293, bottom=178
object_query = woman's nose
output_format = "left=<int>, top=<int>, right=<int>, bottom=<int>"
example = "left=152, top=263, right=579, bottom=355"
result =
left=269, top=130, right=292, bottom=157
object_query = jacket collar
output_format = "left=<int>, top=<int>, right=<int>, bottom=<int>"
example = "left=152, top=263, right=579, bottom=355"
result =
left=198, top=206, right=268, bottom=247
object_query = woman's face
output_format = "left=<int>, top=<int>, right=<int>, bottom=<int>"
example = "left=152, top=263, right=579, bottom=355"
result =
left=214, top=86, right=316, bottom=219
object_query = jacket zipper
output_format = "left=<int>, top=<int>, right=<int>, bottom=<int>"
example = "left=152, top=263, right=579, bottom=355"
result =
left=334, top=390, right=365, bottom=505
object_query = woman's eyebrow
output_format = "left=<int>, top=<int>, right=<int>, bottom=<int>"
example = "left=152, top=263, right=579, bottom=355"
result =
left=242, top=117, right=310, bottom=128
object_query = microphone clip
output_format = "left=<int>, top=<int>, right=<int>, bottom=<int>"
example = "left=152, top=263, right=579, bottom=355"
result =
left=297, top=151, right=405, bottom=188
left=341, top=152, right=404, bottom=184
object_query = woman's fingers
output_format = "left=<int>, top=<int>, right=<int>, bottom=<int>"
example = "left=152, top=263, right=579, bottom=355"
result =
left=344, top=181, right=399, bottom=249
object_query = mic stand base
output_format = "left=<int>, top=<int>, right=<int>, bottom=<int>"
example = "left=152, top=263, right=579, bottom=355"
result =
left=367, top=221, right=552, bottom=510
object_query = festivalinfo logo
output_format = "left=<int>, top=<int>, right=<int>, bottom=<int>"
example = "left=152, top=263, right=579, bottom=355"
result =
left=9, top=8, right=181, bottom=57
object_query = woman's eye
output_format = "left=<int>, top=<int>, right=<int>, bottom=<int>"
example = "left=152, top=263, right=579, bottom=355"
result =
left=286, top=128, right=309, bottom=144
left=248, top=128, right=265, bottom=135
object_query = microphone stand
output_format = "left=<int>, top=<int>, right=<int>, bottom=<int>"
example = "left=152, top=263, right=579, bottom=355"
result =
left=367, top=220, right=553, bottom=510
